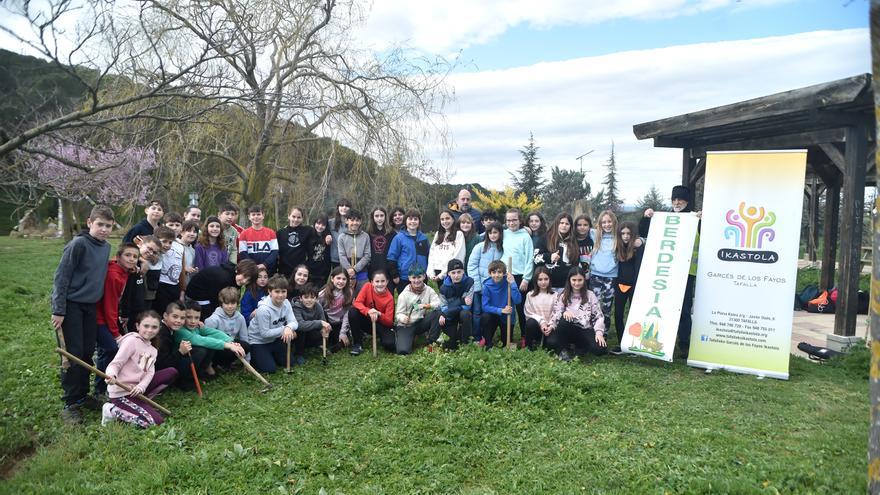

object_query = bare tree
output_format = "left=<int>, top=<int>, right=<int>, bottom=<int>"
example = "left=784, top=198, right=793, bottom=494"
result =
left=0, top=0, right=229, bottom=170
left=148, top=0, right=452, bottom=207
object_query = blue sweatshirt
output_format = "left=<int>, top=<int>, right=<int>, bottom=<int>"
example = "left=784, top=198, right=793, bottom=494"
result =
left=481, top=277, right=522, bottom=327
left=501, top=228, right=534, bottom=281
left=386, top=230, right=430, bottom=281
left=590, top=231, right=618, bottom=278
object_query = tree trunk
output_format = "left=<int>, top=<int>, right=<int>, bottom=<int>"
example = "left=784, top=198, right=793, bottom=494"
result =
left=868, top=2, right=880, bottom=493
left=60, top=198, right=75, bottom=242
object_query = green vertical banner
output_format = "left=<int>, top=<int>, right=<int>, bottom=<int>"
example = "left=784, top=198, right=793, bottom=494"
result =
left=623, top=213, right=700, bottom=362
left=688, top=151, right=807, bottom=379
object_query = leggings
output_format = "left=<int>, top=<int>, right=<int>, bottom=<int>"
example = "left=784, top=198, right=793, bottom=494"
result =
left=545, top=320, right=607, bottom=356
left=589, top=275, right=614, bottom=335
left=108, top=367, right=178, bottom=428
left=523, top=317, right=546, bottom=350
left=613, top=283, right=635, bottom=346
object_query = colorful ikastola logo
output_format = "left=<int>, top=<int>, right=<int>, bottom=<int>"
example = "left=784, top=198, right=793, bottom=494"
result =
left=718, top=202, right=778, bottom=264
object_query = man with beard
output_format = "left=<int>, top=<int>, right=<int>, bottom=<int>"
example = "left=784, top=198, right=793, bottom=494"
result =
left=640, top=185, right=701, bottom=358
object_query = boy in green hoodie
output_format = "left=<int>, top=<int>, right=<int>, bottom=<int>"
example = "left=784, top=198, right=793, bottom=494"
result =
left=177, top=301, right=246, bottom=378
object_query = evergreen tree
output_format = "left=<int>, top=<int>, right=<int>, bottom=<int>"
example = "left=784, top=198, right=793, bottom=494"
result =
left=542, top=166, right=591, bottom=218
left=602, top=142, right=622, bottom=213
left=636, top=184, right=666, bottom=213
left=510, top=132, right=546, bottom=202
left=590, top=188, right=606, bottom=217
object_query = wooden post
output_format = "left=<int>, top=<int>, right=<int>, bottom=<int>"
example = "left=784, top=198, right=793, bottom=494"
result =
left=821, top=184, right=840, bottom=290
left=834, top=122, right=868, bottom=337
left=681, top=149, right=695, bottom=187
left=808, top=177, right=819, bottom=262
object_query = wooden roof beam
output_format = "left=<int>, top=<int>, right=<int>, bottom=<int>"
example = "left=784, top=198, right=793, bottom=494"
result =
left=633, top=73, right=871, bottom=139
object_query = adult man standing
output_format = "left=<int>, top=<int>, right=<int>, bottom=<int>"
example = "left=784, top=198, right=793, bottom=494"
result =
left=640, top=185, right=700, bottom=358
left=449, top=189, right=483, bottom=234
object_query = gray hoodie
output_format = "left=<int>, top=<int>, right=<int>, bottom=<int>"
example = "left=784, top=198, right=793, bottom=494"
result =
left=292, top=300, right=328, bottom=333
left=205, top=306, right=249, bottom=343
left=51, top=232, right=111, bottom=315
left=337, top=230, right=371, bottom=274
left=248, top=296, right=297, bottom=344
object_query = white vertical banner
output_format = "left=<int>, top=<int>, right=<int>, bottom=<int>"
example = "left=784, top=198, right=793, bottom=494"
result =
left=688, top=151, right=806, bottom=380
left=623, top=212, right=700, bottom=362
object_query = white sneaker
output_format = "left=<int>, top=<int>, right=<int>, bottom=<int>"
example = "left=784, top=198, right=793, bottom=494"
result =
left=101, top=402, right=116, bottom=426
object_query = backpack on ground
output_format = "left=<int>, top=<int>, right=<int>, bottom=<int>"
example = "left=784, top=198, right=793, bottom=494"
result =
left=798, top=285, right=820, bottom=310
left=806, top=290, right=834, bottom=314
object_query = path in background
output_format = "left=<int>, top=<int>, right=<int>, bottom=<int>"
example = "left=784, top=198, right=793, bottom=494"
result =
left=790, top=311, right=870, bottom=360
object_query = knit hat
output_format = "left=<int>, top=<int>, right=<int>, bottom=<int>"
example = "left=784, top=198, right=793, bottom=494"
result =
left=407, top=263, right=426, bottom=278
left=671, top=185, right=690, bottom=202
left=447, top=259, right=464, bottom=273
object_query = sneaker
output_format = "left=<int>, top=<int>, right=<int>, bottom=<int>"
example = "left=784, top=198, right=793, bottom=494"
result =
left=477, top=337, right=486, bottom=348
left=520, top=337, right=526, bottom=349
left=295, top=355, right=306, bottom=365
left=609, top=346, right=623, bottom=356
left=101, top=403, right=116, bottom=426
left=61, top=405, right=84, bottom=425
left=558, top=349, right=573, bottom=362
left=350, top=345, right=363, bottom=356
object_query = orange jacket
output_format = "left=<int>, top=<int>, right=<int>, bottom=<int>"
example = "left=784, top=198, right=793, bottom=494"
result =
left=353, top=282, right=395, bottom=327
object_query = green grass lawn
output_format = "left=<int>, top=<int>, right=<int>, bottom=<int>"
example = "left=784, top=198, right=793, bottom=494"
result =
left=0, top=237, right=869, bottom=494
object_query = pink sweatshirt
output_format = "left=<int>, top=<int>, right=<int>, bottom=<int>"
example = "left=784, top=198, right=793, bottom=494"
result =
left=524, top=291, right=556, bottom=325
left=549, top=291, right=605, bottom=335
left=105, top=332, right=157, bottom=399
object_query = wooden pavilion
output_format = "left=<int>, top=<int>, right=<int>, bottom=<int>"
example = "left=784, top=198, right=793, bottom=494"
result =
left=632, top=73, right=874, bottom=343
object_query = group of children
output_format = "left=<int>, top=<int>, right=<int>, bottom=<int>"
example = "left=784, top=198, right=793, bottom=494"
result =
left=50, top=185, right=704, bottom=429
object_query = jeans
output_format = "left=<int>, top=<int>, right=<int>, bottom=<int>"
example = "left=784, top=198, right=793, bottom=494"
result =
left=94, top=324, right=119, bottom=395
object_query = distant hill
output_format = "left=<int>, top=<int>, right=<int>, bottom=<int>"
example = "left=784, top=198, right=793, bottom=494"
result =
left=0, top=49, right=489, bottom=232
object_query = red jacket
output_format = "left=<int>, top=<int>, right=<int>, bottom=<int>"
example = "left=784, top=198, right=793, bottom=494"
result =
left=96, top=261, right=129, bottom=337
left=353, top=283, right=394, bottom=328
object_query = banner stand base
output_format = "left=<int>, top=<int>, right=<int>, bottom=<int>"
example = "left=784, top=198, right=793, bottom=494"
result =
left=687, top=359, right=789, bottom=381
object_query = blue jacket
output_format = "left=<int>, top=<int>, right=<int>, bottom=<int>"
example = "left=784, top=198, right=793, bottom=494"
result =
left=240, top=288, right=267, bottom=325
left=387, top=230, right=430, bottom=281
left=467, top=241, right=503, bottom=293
left=482, top=277, right=522, bottom=327
left=440, top=275, right=474, bottom=318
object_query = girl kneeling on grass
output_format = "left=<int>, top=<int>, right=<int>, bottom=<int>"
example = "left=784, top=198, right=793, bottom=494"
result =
left=347, top=270, right=396, bottom=356
left=523, top=266, right=556, bottom=351
left=103, top=310, right=179, bottom=428
left=547, top=267, right=607, bottom=361
left=320, top=267, right=353, bottom=350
